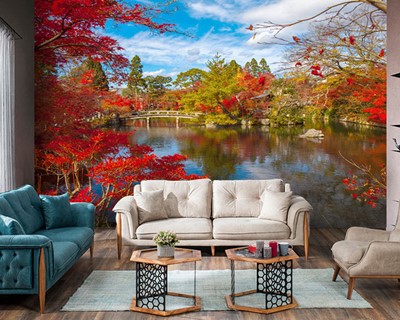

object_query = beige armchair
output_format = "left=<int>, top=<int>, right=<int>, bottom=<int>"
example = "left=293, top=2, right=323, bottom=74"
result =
left=331, top=219, right=400, bottom=299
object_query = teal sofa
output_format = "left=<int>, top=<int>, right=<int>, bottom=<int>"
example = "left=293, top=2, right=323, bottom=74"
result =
left=0, top=185, right=95, bottom=313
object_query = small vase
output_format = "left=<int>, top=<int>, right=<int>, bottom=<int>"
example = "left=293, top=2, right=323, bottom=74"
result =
left=157, top=245, right=175, bottom=258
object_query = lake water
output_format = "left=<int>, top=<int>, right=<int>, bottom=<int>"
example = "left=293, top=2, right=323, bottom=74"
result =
left=122, top=119, right=386, bottom=229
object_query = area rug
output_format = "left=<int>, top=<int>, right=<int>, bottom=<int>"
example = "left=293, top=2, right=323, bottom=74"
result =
left=62, top=268, right=372, bottom=311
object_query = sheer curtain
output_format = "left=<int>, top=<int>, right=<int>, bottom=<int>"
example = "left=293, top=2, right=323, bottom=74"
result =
left=0, top=18, right=16, bottom=192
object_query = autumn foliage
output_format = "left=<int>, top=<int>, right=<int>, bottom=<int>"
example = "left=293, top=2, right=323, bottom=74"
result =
left=34, top=0, right=201, bottom=225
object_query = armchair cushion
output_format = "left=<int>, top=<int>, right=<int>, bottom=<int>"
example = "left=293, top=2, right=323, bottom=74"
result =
left=331, top=240, right=369, bottom=267
left=40, top=193, right=73, bottom=229
left=0, top=215, right=25, bottom=235
left=134, top=190, right=168, bottom=224
left=259, top=191, right=293, bottom=223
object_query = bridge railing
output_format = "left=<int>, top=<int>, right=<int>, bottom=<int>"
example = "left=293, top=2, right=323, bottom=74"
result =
left=130, top=110, right=202, bottom=117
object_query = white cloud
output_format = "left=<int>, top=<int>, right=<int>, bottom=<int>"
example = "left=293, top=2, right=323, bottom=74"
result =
left=143, top=69, right=166, bottom=77
left=186, top=0, right=356, bottom=43
left=109, top=0, right=362, bottom=77
left=115, top=28, right=281, bottom=76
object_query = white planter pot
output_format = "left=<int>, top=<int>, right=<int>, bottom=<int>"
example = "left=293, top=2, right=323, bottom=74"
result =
left=157, top=245, right=175, bottom=258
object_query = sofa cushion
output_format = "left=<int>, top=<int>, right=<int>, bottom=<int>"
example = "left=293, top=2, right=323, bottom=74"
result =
left=0, top=185, right=44, bottom=234
left=136, top=218, right=212, bottom=240
left=331, top=240, right=369, bottom=268
left=40, top=193, right=73, bottom=229
left=212, top=179, right=284, bottom=218
left=34, top=227, right=93, bottom=251
left=140, top=179, right=212, bottom=218
left=213, top=217, right=290, bottom=240
left=134, top=190, right=168, bottom=224
left=259, top=191, right=293, bottom=223
left=0, top=215, right=26, bottom=235
left=51, top=241, right=79, bottom=274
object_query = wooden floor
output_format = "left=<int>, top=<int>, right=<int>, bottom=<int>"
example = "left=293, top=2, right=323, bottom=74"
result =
left=1, top=228, right=399, bottom=320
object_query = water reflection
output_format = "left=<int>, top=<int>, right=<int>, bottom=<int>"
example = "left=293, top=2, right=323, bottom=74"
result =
left=125, top=119, right=386, bottom=229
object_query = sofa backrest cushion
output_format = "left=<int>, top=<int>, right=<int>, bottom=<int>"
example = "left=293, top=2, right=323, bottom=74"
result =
left=212, top=179, right=284, bottom=218
left=0, top=185, right=44, bottom=234
left=140, top=179, right=212, bottom=218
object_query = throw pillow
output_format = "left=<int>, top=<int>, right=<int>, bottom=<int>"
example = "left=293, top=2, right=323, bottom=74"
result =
left=259, top=190, right=293, bottom=223
left=40, top=193, right=73, bottom=229
left=134, top=190, right=168, bottom=224
left=0, top=215, right=26, bottom=235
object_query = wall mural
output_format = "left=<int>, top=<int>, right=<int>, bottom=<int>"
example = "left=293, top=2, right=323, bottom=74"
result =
left=34, top=0, right=387, bottom=227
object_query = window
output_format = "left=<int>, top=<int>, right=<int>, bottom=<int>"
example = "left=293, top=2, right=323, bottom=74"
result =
left=0, top=17, right=19, bottom=192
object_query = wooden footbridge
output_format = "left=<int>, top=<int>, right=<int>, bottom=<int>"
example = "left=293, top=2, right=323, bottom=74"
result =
left=121, top=110, right=202, bottom=127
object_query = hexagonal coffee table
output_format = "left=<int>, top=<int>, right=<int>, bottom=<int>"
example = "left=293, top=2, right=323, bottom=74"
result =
left=225, top=247, right=299, bottom=314
left=130, top=247, right=202, bottom=316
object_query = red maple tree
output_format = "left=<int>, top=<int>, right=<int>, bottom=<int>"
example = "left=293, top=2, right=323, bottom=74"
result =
left=34, top=1, right=202, bottom=225
left=35, top=0, right=174, bottom=81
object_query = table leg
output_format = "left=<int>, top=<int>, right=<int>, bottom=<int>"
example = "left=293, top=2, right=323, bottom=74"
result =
left=230, top=259, right=235, bottom=304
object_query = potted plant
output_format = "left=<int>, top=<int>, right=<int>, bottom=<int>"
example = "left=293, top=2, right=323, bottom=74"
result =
left=153, top=230, right=179, bottom=258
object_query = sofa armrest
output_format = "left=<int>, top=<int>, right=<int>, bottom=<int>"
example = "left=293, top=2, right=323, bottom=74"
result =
left=0, top=235, right=52, bottom=248
left=349, top=241, right=400, bottom=276
left=345, top=227, right=390, bottom=241
left=287, top=196, right=312, bottom=234
left=113, top=196, right=139, bottom=239
left=70, top=202, right=95, bottom=230
left=0, top=235, right=56, bottom=290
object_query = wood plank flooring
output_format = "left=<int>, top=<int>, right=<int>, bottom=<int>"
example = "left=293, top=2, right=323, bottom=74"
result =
left=1, top=228, right=399, bottom=320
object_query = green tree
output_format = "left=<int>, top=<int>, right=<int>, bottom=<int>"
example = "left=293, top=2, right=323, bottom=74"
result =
left=244, top=58, right=270, bottom=77
left=179, top=54, right=241, bottom=124
left=84, top=57, right=109, bottom=91
left=126, top=55, right=146, bottom=96
left=144, top=75, right=172, bottom=107
left=173, top=68, right=206, bottom=89
left=259, top=58, right=271, bottom=74
left=69, top=57, right=109, bottom=90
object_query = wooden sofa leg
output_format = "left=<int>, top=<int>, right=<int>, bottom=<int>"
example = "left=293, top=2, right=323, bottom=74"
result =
left=332, top=264, right=340, bottom=281
left=117, top=213, right=122, bottom=259
left=39, top=248, right=46, bottom=314
left=90, top=243, right=94, bottom=258
left=304, top=213, right=309, bottom=260
left=347, top=277, right=355, bottom=300
left=211, top=246, right=215, bottom=256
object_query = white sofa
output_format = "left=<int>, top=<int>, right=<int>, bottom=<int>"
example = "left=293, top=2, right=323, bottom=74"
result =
left=113, top=179, right=313, bottom=259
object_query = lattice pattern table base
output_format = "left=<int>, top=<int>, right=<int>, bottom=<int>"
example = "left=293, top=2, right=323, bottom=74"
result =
left=225, top=247, right=299, bottom=315
left=130, top=248, right=202, bottom=316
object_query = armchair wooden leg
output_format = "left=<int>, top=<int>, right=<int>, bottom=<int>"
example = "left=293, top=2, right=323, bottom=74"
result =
left=211, top=246, right=215, bottom=256
left=332, top=264, right=340, bottom=281
left=39, top=248, right=46, bottom=314
left=303, top=213, right=309, bottom=260
left=117, top=213, right=122, bottom=259
left=347, top=277, right=355, bottom=300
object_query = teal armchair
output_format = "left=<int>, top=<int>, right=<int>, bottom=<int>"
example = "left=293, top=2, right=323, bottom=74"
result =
left=0, top=185, right=95, bottom=313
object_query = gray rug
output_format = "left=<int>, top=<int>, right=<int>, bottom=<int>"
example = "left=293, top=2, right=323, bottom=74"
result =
left=62, top=268, right=372, bottom=311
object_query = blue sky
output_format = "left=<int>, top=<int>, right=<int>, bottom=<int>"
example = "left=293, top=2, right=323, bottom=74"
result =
left=104, top=0, right=345, bottom=82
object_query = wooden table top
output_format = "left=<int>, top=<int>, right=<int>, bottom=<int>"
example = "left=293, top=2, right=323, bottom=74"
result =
left=225, top=247, right=299, bottom=264
left=130, top=247, right=202, bottom=266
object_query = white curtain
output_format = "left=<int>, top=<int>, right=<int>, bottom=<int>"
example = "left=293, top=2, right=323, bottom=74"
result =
left=0, top=19, right=16, bottom=192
